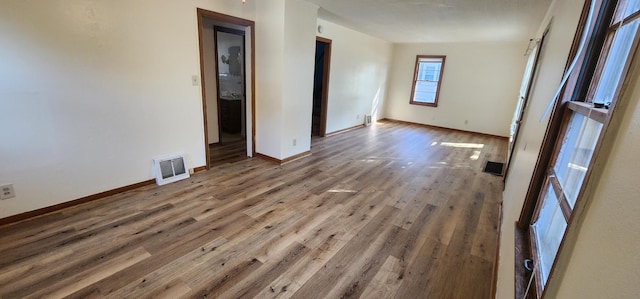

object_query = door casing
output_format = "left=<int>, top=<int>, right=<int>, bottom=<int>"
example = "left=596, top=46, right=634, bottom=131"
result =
left=196, top=9, right=256, bottom=169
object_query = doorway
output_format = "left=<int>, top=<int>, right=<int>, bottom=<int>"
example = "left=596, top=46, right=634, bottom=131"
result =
left=211, top=26, right=246, bottom=166
left=197, top=9, right=255, bottom=169
left=312, top=37, right=331, bottom=137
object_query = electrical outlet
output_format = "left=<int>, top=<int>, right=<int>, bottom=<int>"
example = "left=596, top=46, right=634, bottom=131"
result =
left=191, top=75, right=200, bottom=86
left=0, top=184, right=15, bottom=200
left=293, top=139, right=297, bottom=146
left=189, top=168, right=195, bottom=175
left=464, top=120, right=468, bottom=125
left=357, top=114, right=360, bottom=119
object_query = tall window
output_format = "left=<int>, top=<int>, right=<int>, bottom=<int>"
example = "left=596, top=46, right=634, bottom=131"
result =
left=410, top=55, right=446, bottom=107
left=527, top=0, right=640, bottom=296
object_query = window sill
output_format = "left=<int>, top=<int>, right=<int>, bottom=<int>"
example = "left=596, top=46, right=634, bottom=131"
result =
left=409, top=101, right=438, bottom=107
left=515, top=223, right=537, bottom=299
left=568, top=101, right=608, bottom=123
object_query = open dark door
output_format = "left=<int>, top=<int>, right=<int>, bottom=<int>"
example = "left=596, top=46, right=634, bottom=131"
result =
left=312, top=37, right=331, bottom=137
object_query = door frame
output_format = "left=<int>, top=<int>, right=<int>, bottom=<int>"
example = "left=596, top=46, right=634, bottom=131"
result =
left=316, top=36, right=332, bottom=137
left=213, top=26, right=247, bottom=144
left=504, top=29, right=548, bottom=181
left=197, top=8, right=255, bottom=169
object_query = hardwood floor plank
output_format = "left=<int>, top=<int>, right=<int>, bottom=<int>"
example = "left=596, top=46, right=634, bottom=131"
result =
left=178, top=211, right=306, bottom=292
left=252, top=194, right=343, bottom=263
left=392, top=235, right=446, bottom=299
left=90, top=213, right=255, bottom=297
left=330, top=224, right=404, bottom=299
left=209, top=139, right=249, bottom=167
left=0, top=122, right=506, bottom=299
left=217, top=242, right=310, bottom=298
left=390, top=184, right=438, bottom=229
left=415, top=191, right=487, bottom=299
left=13, top=247, right=151, bottom=299
left=359, top=256, right=404, bottom=299
left=0, top=215, right=196, bottom=297
left=451, top=255, right=494, bottom=299
left=104, top=237, right=228, bottom=298
left=0, top=248, right=74, bottom=286
left=141, top=278, right=192, bottom=299
left=291, top=205, right=400, bottom=299
left=186, top=257, right=263, bottom=298
left=390, top=202, right=439, bottom=279
left=471, top=198, right=501, bottom=262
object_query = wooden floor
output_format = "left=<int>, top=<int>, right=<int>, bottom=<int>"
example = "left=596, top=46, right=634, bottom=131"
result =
left=209, top=138, right=249, bottom=167
left=0, top=121, right=506, bottom=299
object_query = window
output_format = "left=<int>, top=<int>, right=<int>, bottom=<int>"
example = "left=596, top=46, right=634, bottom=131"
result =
left=524, top=0, right=640, bottom=296
left=410, top=55, right=446, bottom=107
left=531, top=110, right=604, bottom=289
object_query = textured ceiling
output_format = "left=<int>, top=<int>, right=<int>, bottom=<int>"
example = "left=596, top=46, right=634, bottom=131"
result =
left=305, top=0, right=553, bottom=43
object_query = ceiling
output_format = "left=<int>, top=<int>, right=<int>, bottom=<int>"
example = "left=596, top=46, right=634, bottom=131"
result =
left=304, top=0, right=554, bottom=43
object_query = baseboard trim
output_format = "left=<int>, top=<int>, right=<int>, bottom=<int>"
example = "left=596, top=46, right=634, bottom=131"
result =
left=379, top=118, right=508, bottom=140
left=282, top=151, right=312, bottom=164
left=0, top=163, right=209, bottom=227
left=325, top=124, right=365, bottom=137
left=256, top=151, right=312, bottom=165
left=0, top=179, right=152, bottom=227
left=193, top=166, right=207, bottom=173
left=255, top=153, right=281, bottom=164
left=491, top=203, right=503, bottom=299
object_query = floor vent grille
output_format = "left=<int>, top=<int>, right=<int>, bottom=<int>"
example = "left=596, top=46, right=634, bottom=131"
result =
left=364, top=115, right=372, bottom=126
left=153, top=154, right=190, bottom=185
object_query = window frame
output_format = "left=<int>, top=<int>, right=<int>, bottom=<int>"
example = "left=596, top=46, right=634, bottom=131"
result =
left=409, top=55, right=446, bottom=107
left=529, top=102, right=607, bottom=294
left=521, top=0, right=640, bottom=297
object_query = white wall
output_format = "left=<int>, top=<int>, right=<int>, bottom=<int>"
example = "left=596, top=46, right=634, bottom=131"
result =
left=385, top=41, right=527, bottom=137
left=255, top=0, right=317, bottom=160
left=0, top=0, right=256, bottom=219
left=281, top=0, right=318, bottom=158
left=316, top=19, right=393, bottom=134
left=254, top=0, right=285, bottom=159
left=495, top=0, right=587, bottom=297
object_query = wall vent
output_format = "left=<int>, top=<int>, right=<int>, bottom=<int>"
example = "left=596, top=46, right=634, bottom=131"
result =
left=153, top=154, right=190, bottom=186
left=364, top=114, right=372, bottom=126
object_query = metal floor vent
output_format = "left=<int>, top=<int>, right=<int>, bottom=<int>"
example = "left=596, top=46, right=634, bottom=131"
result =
left=153, top=154, right=190, bottom=185
left=364, top=114, right=372, bottom=126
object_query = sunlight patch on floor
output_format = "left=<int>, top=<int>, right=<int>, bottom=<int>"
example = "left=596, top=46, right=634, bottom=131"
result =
left=439, top=142, right=485, bottom=149
left=470, top=150, right=481, bottom=160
